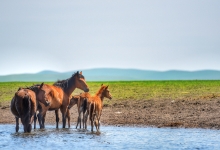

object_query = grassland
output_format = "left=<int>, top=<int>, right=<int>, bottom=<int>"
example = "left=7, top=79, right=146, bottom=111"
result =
left=1, top=80, right=220, bottom=105
left=2, top=80, right=220, bottom=128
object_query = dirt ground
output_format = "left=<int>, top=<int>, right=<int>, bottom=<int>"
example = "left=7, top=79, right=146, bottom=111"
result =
left=1, top=97, right=220, bottom=129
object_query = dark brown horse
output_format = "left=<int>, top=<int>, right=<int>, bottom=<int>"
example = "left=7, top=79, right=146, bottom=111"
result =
left=35, top=71, right=89, bottom=128
left=10, top=83, right=49, bottom=133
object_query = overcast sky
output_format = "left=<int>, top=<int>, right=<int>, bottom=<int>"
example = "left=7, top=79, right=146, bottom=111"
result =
left=0, top=1, right=220, bottom=75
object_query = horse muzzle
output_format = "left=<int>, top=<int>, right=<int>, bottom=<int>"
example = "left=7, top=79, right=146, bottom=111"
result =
left=84, top=88, right=89, bottom=92
left=45, top=101, right=50, bottom=106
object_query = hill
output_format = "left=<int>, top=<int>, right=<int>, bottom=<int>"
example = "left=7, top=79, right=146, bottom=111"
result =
left=0, top=68, right=220, bottom=81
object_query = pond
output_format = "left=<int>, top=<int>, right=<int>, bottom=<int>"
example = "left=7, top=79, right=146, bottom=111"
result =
left=0, top=124, right=220, bottom=149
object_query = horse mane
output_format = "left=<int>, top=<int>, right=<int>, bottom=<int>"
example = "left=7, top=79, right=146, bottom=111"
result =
left=95, top=85, right=107, bottom=96
left=26, top=84, right=41, bottom=91
left=53, top=72, right=84, bottom=90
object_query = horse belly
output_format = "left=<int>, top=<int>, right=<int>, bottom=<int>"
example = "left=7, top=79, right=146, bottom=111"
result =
left=48, top=101, right=62, bottom=111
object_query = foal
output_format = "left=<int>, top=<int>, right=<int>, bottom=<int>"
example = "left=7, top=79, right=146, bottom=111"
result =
left=85, top=84, right=112, bottom=132
left=68, top=92, right=91, bottom=129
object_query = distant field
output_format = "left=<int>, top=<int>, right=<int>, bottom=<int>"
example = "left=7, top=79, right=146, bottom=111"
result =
left=1, top=81, right=220, bottom=105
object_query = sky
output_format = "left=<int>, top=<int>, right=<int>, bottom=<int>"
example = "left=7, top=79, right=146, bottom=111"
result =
left=0, top=1, right=220, bottom=75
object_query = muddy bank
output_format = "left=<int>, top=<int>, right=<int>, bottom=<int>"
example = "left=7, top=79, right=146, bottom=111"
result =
left=1, top=98, right=220, bottom=129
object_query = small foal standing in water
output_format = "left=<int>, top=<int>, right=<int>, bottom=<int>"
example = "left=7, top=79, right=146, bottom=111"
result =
left=68, top=84, right=112, bottom=133
left=85, top=84, right=112, bottom=133
left=68, top=92, right=91, bottom=129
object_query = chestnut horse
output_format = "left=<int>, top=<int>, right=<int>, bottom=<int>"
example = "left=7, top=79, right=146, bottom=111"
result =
left=10, top=83, right=49, bottom=133
left=35, top=71, right=89, bottom=129
left=86, top=84, right=112, bottom=132
left=68, top=84, right=112, bottom=132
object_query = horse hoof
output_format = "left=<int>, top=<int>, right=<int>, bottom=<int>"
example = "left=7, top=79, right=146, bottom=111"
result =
left=96, top=131, right=101, bottom=135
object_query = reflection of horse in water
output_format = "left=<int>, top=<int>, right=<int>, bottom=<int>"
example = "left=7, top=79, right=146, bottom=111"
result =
left=34, top=71, right=89, bottom=129
left=68, top=84, right=112, bottom=133
left=10, top=83, right=49, bottom=133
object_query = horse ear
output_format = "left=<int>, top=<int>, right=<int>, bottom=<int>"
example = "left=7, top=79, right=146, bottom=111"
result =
left=101, top=83, right=103, bottom=86
left=80, top=71, right=82, bottom=75
left=105, top=85, right=109, bottom=89
left=40, top=82, right=44, bottom=89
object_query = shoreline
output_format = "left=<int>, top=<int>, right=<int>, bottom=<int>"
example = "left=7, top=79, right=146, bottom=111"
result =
left=1, top=98, right=220, bottom=130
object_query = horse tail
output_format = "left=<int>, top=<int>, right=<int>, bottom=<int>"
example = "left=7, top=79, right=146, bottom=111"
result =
left=23, top=95, right=31, bottom=125
left=89, top=102, right=95, bottom=121
left=82, top=98, right=87, bottom=114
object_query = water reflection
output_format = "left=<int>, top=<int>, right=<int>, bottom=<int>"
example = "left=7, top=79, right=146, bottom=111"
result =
left=0, top=124, right=220, bottom=149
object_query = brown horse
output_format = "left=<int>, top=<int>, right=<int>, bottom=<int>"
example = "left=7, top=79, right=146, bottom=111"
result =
left=68, top=92, right=91, bottom=129
left=68, top=84, right=112, bottom=132
left=26, top=83, right=51, bottom=129
left=10, top=83, right=49, bottom=133
left=88, top=85, right=112, bottom=132
left=35, top=71, right=89, bottom=129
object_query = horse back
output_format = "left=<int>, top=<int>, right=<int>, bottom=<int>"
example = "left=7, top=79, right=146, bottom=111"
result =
left=44, top=85, right=66, bottom=110
left=10, top=89, right=37, bottom=118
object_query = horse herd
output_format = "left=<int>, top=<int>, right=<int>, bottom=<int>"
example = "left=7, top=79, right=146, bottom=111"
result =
left=10, top=71, right=112, bottom=133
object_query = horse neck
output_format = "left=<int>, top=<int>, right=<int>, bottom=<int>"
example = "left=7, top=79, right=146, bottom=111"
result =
left=64, top=76, right=77, bottom=96
left=96, top=91, right=105, bottom=103
left=100, top=95, right=105, bottom=102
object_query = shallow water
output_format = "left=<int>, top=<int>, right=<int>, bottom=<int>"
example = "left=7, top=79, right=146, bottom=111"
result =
left=1, top=124, right=220, bottom=150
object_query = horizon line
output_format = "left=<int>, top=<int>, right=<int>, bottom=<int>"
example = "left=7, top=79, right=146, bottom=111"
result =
left=1, top=68, right=220, bottom=76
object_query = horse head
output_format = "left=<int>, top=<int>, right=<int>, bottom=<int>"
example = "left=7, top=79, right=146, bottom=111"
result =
left=102, top=85, right=112, bottom=100
left=68, top=95, right=80, bottom=109
left=32, top=83, right=51, bottom=107
left=74, top=71, right=89, bottom=92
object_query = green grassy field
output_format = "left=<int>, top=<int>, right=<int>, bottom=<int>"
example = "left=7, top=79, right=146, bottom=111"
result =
left=1, top=81, right=220, bottom=105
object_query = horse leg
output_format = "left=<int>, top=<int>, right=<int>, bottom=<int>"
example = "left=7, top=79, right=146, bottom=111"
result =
left=55, top=110, right=59, bottom=128
left=15, top=117, right=19, bottom=132
left=37, top=104, right=49, bottom=129
left=37, top=113, right=43, bottom=129
left=94, top=114, right=99, bottom=132
left=42, top=113, right=46, bottom=129
left=66, top=109, right=70, bottom=128
left=82, top=111, right=85, bottom=129
left=90, top=115, right=94, bottom=132
left=34, top=113, right=37, bottom=129
left=98, top=110, right=102, bottom=130
left=76, top=109, right=81, bottom=129
left=84, top=111, right=89, bottom=130
left=61, top=108, right=67, bottom=128
left=76, top=115, right=80, bottom=129
left=38, top=110, right=46, bottom=129
left=62, top=114, right=66, bottom=128
left=90, top=110, right=95, bottom=132
left=37, top=105, right=45, bottom=129
left=27, top=115, right=34, bottom=133
left=79, top=113, right=82, bottom=129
